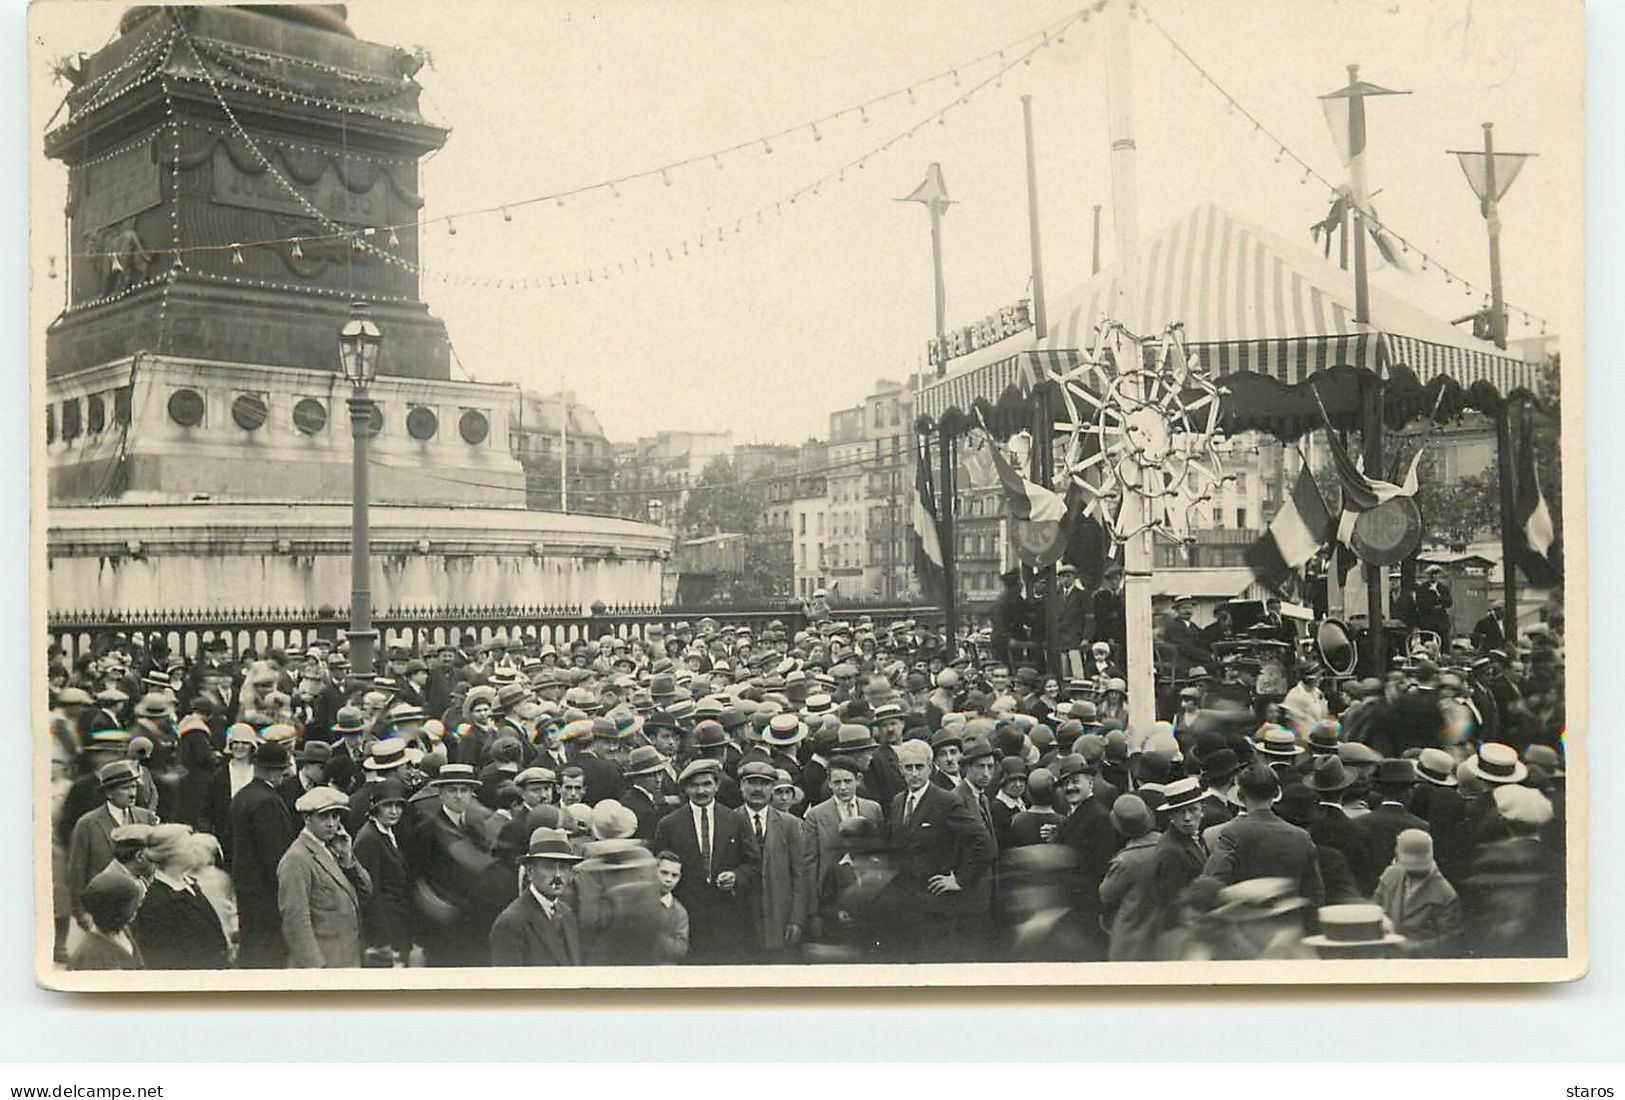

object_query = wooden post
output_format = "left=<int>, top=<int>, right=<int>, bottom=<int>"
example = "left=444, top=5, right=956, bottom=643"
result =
left=937, top=426, right=959, bottom=658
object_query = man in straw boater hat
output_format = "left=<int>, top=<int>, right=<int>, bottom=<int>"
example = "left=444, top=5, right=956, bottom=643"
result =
left=488, top=827, right=585, bottom=967
left=1150, top=776, right=1210, bottom=928
left=230, top=741, right=300, bottom=968
left=409, top=762, right=506, bottom=968
left=1301, top=902, right=1407, bottom=960
left=651, top=757, right=760, bottom=964
left=277, top=786, right=373, bottom=968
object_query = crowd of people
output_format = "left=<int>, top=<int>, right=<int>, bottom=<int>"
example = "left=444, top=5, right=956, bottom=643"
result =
left=47, top=584, right=1569, bottom=972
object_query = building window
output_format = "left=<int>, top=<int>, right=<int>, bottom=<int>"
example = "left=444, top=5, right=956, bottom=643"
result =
left=1236, top=508, right=1247, bottom=528
left=799, top=514, right=806, bottom=535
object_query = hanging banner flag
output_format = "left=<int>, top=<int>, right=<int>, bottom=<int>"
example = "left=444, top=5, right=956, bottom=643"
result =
left=1453, top=151, right=1535, bottom=208
left=1246, top=467, right=1334, bottom=589
left=1320, top=71, right=1409, bottom=269
left=1514, top=406, right=1561, bottom=587
left=985, top=430, right=1068, bottom=523
left=912, top=435, right=946, bottom=602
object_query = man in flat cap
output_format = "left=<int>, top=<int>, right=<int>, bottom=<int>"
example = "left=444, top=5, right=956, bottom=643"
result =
left=230, top=741, right=301, bottom=967
left=278, top=786, right=373, bottom=968
left=737, top=759, right=812, bottom=958
left=651, top=758, right=760, bottom=963
left=489, top=828, right=584, bottom=967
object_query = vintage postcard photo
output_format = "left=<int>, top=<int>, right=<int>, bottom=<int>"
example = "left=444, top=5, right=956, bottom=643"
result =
left=29, top=0, right=1585, bottom=991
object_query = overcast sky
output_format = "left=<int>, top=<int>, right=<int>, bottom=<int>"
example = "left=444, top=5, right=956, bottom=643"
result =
left=28, top=0, right=1583, bottom=444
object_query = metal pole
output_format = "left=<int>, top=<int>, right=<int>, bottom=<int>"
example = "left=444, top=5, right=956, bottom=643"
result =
left=1496, top=401, right=1519, bottom=629
left=929, top=199, right=947, bottom=357
left=1482, top=122, right=1508, bottom=349
left=560, top=386, right=569, bottom=513
left=1482, top=122, right=1519, bottom=625
left=1022, top=94, right=1048, bottom=342
left=1091, top=205, right=1102, bottom=275
left=348, top=391, right=377, bottom=678
left=1347, top=63, right=1385, bottom=672
left=1103, top=0, right=1153, bottom=731
left=937, top=426, right=958, bottom=659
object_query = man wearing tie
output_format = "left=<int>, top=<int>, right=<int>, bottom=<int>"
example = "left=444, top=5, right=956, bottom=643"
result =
left=737, top=760, right=812, bottom=959
left=488, top=827, right=584, bottom=967
left=651, top=758, right=760, bottom=964
left=884, top=739, right=992, bottom=962
left=1151, top=777, right=1210, bottom=931
left=803, top=756, right=883, bottom=939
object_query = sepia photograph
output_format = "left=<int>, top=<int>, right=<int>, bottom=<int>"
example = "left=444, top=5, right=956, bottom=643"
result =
left=28, top=0, right=1585, bottom=992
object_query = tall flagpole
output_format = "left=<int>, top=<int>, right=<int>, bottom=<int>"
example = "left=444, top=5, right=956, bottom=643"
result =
left=1102, top=0, right=1153, bottom=731
left=1022, top=95, right=1048, bottom=342
left=1452, top=120, right=1535, bottom=627
left=1325, top=62, right=1405, bottom=674
left=560, top=383, right=569, bottom=514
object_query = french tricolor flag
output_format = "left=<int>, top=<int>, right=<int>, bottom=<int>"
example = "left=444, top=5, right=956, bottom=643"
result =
left=1246, top=467, right=1334, bottom=589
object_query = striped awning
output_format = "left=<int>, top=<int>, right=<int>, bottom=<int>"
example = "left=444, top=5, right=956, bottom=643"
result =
left=916, top=204, right=1541, bottom=426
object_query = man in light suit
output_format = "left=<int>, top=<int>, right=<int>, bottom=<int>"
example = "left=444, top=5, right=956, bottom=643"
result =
left=488, top=827, right=584, bottom=967
left=65, top=760, right=159, bottom=934
left=883, top=739, right=992, bottom=962
left=803, top=755, right=883, bottom=939
left=736, top=760, right=813, bottom=958
left=277, top=787, right=373, bottom=968
left=651, top=759, right=760, bottom=964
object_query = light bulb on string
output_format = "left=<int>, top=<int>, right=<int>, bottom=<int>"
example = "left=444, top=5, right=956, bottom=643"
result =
left=907, top=87, right=916, bottom=104
left=388, top=228, right=400, bottom=247
left=666, top=247, right=674, bottom=261
left=683, top=240, right=689, bottom=256
left=610, top=182, right=621, bottom=199
left=502, top=207, right=512, bottom=222
left=446, top=218, right=456, bottom=235
left=859, top=105, right=869, bottom=123
left=230, top=244, right=244, bottom=266
left=811, top=122, right=822, bottom=141
left=952, top=69, right=961, bottom=86
left=713, top=153, right=722, bottom=169
left=763, top=138, right=773, bottom=154
left=661, top=168, right=672, bottom=186
left=556, top=195, right=566, bottom=207
left=290, top=239, right=304, bottom=260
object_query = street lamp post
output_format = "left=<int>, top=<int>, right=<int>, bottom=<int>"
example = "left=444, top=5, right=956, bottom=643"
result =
left=339, top=300, right=383, bottom=678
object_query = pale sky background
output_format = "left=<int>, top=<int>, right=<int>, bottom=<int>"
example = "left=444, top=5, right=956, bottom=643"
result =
left=28, top=0, right=1583, bottom=444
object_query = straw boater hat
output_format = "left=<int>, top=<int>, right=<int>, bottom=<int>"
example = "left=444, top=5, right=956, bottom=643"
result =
left=1415, top=748, right=1459, bottom=787
left=428, top=763, right=480, bottom=788
left=1301, top=903, right=1407, bottom=951
left=1156, top=776, right=1207, bottom=812
left=764, top=713, right=808, bottom=747
left=1464, top=742, right=1528, bottom=785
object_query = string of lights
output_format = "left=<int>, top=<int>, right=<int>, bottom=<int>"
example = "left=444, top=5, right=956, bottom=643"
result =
left=1138, top=1, right=1551, bottom=334
left=354, top=3, right=1102, bottom=291
left=69, top=3, right=1105, bottom=271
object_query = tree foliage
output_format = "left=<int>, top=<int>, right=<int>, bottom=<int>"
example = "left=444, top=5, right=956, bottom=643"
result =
left=677, top=455, right=763, bottom=536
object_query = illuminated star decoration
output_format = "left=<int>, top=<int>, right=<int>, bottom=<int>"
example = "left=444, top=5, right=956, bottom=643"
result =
left=1051, top=320, right=1231, bottom=546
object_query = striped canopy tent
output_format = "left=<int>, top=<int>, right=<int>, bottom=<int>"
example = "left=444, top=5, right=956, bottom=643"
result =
left=915, top=203, right=1543, bottom=440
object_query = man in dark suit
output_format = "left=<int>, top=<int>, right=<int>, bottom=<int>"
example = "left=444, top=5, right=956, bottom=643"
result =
left=488, top=828, right=584, bottom=967
left=574, top=721, right=627, bottom=806
left=323, top=706, right=370, bottom=795
left=883, top=740, right=992, bottom=962
left=1202, top=764, right=1325, bottom=910
left=1162, top=596, right=1212, bottom=685
left=1304, top=756, right=1369, bottom=874
left=619, top=746, right=667, bottom=842
left=229, top=742, right=300, bottom=968
left=1351, top=758, right=1432, bottom=894
left=1048, top=754, right=1120, bottom=960
left=1150, top=778, right=1209, bottom=926
left=405, top=763, right=508, bottom=968
left=736, top=760, right=813, bottom=958
left=1471, top=604, right=1509, bottom=653
left=1091, top=564, right=1127, bottom=655
left=651, top=759, right=761, bottom=963
left=802, top=756, right=884, bottom=938
left=1408, top=747, right=1473, bottom=886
